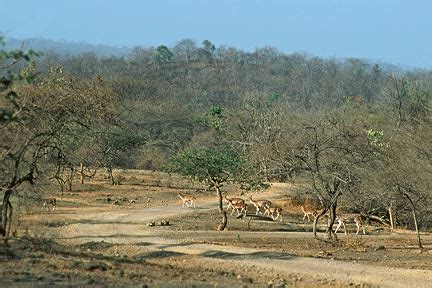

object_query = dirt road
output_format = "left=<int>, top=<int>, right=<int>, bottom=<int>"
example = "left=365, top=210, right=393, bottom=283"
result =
left=49, top=200, right=432, bottom=288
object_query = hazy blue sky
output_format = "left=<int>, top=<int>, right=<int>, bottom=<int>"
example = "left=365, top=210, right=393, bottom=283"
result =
left=1, top=0, right=431, bottom=68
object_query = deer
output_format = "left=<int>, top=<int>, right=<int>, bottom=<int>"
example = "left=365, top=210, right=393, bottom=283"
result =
left=334, top=213, right=366, bottom=235
left=248, top=195, right=271, bottom=215
left=112, top=175, right=125, bottom=185
left=224, top=195, right=245, bottom=213
left=177, top=192, right=196, bottom=208
left=42, top=197, right=57, bottom=211
left=264, top=206, right=283, bottom=221
left=229, top=202, right=248, bottom=217
left=300, top=205, right=317, bottom=222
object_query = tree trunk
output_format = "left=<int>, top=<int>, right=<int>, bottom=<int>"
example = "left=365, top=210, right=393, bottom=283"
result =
left=1, top=189, right=13, bottom=240
left=5, top=201, right=12, bottom=238
left=67, top=167, right=74, bottom=192
left=403, top=193, right=423, bottom=249
left=107, top=166, right=114, bottom=185
left=389, top=203, right=394, bottom=231
left=411, top=208, right=422, bottom=249
left=80, top=162, right=85, bottom=184
left=326, top=203, right=337, bottom=239
left=215, top=186, right=227, bottom=231
left=313, top=208, right=328, bottom=237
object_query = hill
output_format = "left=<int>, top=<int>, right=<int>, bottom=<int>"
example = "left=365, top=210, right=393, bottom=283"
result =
left=3, top=36, right=132, bottom=57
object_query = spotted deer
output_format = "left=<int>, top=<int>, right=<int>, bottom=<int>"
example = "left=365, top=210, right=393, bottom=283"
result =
left=42, top=197, right=57, bottom=211
left=301, top=205, right=317, bottom=222
left=264, top=206, right=283, bottom=221
left=248, top=195, right=271, bottom=215
left=334, top=213, right=366, bottom=235
left=229, top=202, right=248, bottom=217
left=177, top=193, right=196, bottom=208
left=224, top=195, right=245, bottom=213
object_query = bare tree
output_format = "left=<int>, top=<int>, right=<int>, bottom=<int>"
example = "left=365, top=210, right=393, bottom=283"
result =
left=0, top=63, right=117, bottom=242
left=263, top=112, right=384, bottom=240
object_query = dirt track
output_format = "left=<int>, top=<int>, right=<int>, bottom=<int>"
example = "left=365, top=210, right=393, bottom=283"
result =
left=48, top=198, right=432, bottom=288
left=8, top=173, right=431, bottom=287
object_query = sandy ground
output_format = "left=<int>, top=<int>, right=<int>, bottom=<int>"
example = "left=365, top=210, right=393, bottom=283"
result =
left=2, top=171, right=432, bottom=287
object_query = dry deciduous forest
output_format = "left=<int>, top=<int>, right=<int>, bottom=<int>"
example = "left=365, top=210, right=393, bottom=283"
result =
left=1, top=37, right=431, bottom=287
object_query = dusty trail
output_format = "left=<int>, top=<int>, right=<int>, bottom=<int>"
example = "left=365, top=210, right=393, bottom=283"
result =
left=51, top=198, right=432, bottom=287
left=164, top=243, right=431, bottom=288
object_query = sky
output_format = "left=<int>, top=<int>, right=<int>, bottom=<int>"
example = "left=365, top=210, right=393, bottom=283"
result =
left=1, top=0, right=431, bottom=69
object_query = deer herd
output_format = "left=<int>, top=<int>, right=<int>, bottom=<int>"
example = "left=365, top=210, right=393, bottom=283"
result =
left=178, top=192, right=367, bottom=235
left=41, top=189, right=366, bottom=235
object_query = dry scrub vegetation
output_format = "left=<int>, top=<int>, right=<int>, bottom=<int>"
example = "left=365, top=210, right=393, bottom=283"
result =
left=1, top=38, right=431, bottom=287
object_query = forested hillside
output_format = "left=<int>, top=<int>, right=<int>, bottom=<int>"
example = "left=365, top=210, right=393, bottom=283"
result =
left=1, top=38, right=431, bottom=240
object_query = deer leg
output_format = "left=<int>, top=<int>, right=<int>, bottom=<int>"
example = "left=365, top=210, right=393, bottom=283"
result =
left=357, top=220, right=366, bottom=235
left=335, top=220, right=342, bottom=234
left=343, top=222, right=348, bottom=235
left=226, top=203, right=231, bottom=211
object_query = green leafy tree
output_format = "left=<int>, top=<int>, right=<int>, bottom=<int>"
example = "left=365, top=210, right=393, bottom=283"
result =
left=200, top=40, right=216, bottom=64
left=170, top=105, right=265, bottom=230
left=155, top=45, right=173, bottom=64
left=201, top=105, right=226, bottom=133
left=202, top=40, right=215, bottom=54
left=169, top=145, right=242, bottom=230
left=0, top=37, right=38, bottom=124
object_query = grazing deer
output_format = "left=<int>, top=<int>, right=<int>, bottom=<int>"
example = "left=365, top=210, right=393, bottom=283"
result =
left=42, top=197, right=57, bottom=211
left=301, top=205, right=317, bottom=222
left=334, top=213, right=366, bottom=235
left=264, top=206, right=283, bottom=221
left=248, top=195, right=271, bottom=215
left=230, top=202, right=248, bottom=217
left=177, top=192, right=196, bottom=208
left=112, top=175, right=126, bottom=185
left=224, top=195, right=245, bottom=213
